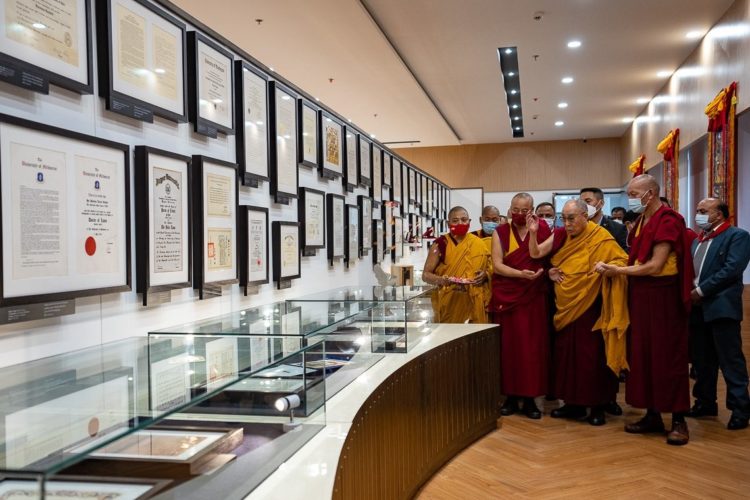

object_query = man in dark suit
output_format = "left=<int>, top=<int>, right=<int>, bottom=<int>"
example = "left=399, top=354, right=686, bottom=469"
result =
left=687, top=198, right=750, bottom=430
left=580, top=188, right=628, bottom=251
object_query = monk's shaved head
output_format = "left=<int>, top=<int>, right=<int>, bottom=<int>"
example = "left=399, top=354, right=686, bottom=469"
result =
left=481, top=205, right=501, bottom=218
left=448, top=206, right=469, bottom=220
left=629, top=174, right=660, bottom=196
left=511, top=192, right=535, bottom=206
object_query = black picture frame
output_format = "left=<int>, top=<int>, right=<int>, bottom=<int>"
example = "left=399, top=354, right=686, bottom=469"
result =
left=407, top=166, right=416, bottom=205
left=0, top=0, right=93, bottom=94
left=298, top=99, right=320, bottom=169
left=357, top=195, right=373, bottom=257
left=97, top=0, right=187, bottom=123
left=134, top=146, right=192, bottom=306
left=268, top=81, right=299, bottom=205
left=234, top=60, right=270, bottom=187
left=326, top=193, right=345, bottom=264
left=345, top=204, right=360, bottom=268
left=343, top=125, right=359, bottom=192
left=382, top=152, right=392, bottom=188
left=373, top=219, right=384, bottom=265
left=272, top=221, right=301, bottom=288
left=238, top=205, right=269, bottom=292
left=319, top=110, right=343, bottom=181
left=392, top=215, right=404, bottom=261
left=392, top=159, right=402, bottom=204
left=299, top=187, right=326, bottom=255
left=358, top=135, right=372, bottom=188
left=187, top=31, right=235, bottom=137
left=371, top=145, right=382, bottom=207
left=0, top=114, right=131, bottom=307
left=191, top=155, right=239, bottom=299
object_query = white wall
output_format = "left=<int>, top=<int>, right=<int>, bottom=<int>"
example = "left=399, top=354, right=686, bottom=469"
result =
left=450, top=188, right=482, bottom=231
left=0, top=5, right=402, bottom=367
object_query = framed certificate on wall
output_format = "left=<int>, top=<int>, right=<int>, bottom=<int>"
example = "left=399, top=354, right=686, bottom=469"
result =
left=269, top=81, right=299, bottom=205
left=272, top=221, right=300, bottom=288
left=371, top=145, right=382, bottom=206
left=326, top=193, right=345, bottom=264
left=384, top=205, right=393, bottom=260
left=98, top=0, right=187, bottom=123
left=134, top=146, right=191, bottom=306
left=239, top=205, right=268, bottom=292
left=358, top=135, right=372, bottom=187
left=298, top=99, right=319, bottom=169
left=320, top=111, right=343, bottom=180
left=343, top=126, right=358, bottom=192
left=234, top=60, right=269, bottom=187
left=392, top=160, right=402, bottom=204
left=187, top=32, right=235, bottom=138
left=0, top=115, right=131, bottom=307
left=299, top=187, right=325, bottom=255
left=0, top=0, right=93, bottom=94
left=393, top=215, right=403, bottom=260
left=408, top=167, right=416, bottom=205
left=192, top=155, right=238, bottom=299
left=345, top=204, right=359, bottom=268
left=358, top=196, right=372, bottom=257
left=373, top=219, right=384, bottom=265
left=382, top=152, right=392, bottom=188
left=421, top=174, right=428, bottom=214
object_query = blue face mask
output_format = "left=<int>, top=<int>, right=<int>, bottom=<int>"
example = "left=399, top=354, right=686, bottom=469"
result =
left=482, top=221, right=499, bottom=235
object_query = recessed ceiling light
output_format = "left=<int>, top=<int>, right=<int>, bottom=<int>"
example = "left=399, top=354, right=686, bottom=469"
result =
left=657, top=70, right=672, bottom=78
left=514, top=126, right=521, bottom=131
left=555, top=121, right=564, bottom=127
left=370, top=134, right=376, bottom=138
left=511, top=104, right=519, bottom=109
left=686, top=30, right=703, bottom=39
left=348, top=119, right=352, bottom=123
left=507, top=71, right=515, bottom=76
left=636, top=97, right=650, bottom=104
left=513, top=116, right=520, bottom=121
left=315, top=97, right=320, bottom=101
left=505, top=48, right=513, bottom=54
left=557, top=102, right=568, bottom=109
left=268, top=67, right=275, bottom=72
left=567, top=40, right=582, bottom=48
left=510, top=89, right=518, bottom=94
left=622, top=117, right=634, bottom=123
left=561, top=76, right=574, bottom=84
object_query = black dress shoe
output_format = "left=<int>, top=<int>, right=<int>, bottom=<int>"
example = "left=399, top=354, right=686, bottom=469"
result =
left=588, top=407, right=606, bottom=426
left=686, top=401, right=718, bottom=418
left=727, top=415, right=749, bottom=430
left=500, top=397, right=519, bottom=416
left=550, top=404, right=586, bottom=419
left=522, top=398, right=542, bottom=419
left=625, top=413, right=665, bottom=434
left=605, top=401, right=623, bottom=416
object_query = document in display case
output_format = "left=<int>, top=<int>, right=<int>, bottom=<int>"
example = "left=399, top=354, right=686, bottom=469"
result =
left=98, top=0, right=187, bottom=123
left=0, top=0, right=93, bottom=94
left=0, top=476, right=170, bottom=500
left=0, top=114, right=131, bottom=308
left=187, top=32, right=235, bottom=137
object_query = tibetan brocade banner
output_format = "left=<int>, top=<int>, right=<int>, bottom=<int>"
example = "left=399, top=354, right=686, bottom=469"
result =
left=657, top=129, right=680, bottom=209
left=628, top=154, right=645, bottom=177
left=704, top=82, right=738, bottom=218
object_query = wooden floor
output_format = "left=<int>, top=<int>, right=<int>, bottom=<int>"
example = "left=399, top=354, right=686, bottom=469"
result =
left=418, top=290, right=750, bottom=499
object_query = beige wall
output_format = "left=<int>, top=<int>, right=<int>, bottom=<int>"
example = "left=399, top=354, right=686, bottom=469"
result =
left=393, top=138, right=622, bottom=191
left=621, top=0, right=750, bottom=184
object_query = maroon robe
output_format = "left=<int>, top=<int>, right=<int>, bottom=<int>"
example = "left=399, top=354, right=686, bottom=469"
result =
left=490, top=222, right=551, bottom=398
left=626, top=206, right=693, bottom=413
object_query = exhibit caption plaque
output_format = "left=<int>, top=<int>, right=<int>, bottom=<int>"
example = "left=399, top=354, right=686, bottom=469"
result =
left=192, top=155, right=238, bottom=299
left=98, top=0, right=187, bottom=123
left=0, top=114, right=131, bottom=307
left=0, top=0, right=94, bottom=94
left=134, top=146, right=192, bottom=306
left=187, top=31, right=235, bottom=138
left=234, top=60, right=270, bottom=187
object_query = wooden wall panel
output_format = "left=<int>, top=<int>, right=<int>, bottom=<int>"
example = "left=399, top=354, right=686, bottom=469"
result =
left=332, top=327, right=501, bottom=500
left=393, top=138, right=622, bottom=192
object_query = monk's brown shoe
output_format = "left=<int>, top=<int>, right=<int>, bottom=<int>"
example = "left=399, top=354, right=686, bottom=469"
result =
left=666, top=421, right=689, bottom=445
left=624, top=413, right=665, bottom=434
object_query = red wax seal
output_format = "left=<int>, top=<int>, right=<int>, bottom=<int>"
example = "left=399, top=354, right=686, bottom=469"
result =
left=85, top=236, right=96, bottom=256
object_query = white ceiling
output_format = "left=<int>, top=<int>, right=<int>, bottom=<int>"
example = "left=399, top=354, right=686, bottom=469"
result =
left=172, top=0, right=734, bottom=146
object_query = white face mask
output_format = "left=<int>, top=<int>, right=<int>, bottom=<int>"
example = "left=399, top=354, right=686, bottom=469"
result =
left=611, top=218, right=623, bottom=225
left=586, top=204, right=597, bottom=220
left=695, top=213, right=712, bottom=230
left=542, top=217, right=555, bottom=228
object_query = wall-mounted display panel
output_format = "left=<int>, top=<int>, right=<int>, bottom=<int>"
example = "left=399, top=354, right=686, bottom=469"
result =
left=0, top=115, right=131, bottom=307
left=192, top=155, right=238, bottom=298
left=272, top=221, right=300, bottom=288
left=373, top=219, right=384, bottom=265
left=134, top=146, right=191, bottom=306
left=326, top=193, right=345, bottom=264
left=371, top=145, right=382, bottom=205
left=268, top=81, right=298, bottom=205
left=234, top=60, right=269, bottom=187
left=343, top=126, right=358, bottom=192
left=299, top=187, right=325, bottom=256
left=358, top=135, right=372, bottom=188
left=345, top=204, right=359, bottom=268
left=0, top=0, right=93, bottom=94
left=382, top=152, right=391, bottom=188
left=358, top=196, right=372, bottom=257
left=392, top=160, right=402, bottom=204
left=298, top=99, right=319, bottom=170
left=187, top=31, right=234, bottom=137
left=98, top=0, right=187, bottom=123
left=319, top=111, right=343, bottom=181
left=238, top=205, right=268, bottom=292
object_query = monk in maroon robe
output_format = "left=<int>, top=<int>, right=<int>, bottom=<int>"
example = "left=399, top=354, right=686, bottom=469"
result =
left=596, top=174, right=694, bottom=445
left=490, top=193, right=551, bottom=419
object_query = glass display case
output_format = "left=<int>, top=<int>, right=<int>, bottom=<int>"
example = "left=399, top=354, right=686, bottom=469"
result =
left=150, top=301, right=385, bottom=401
left=0, top=335, right=326, bottom=498
left=287, top=286, right=435, bottom=353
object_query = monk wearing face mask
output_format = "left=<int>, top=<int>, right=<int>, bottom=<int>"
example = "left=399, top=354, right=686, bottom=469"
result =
left=422, top=206, right=491, bottom=324
left=489, top=192, right=552, bottom=420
